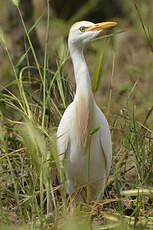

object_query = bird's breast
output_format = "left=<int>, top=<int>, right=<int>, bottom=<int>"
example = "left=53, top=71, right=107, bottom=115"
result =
left=75, top=91, right=94, bottom=150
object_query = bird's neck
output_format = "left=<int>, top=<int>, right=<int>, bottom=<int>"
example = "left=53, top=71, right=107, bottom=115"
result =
left=69, top=44, right=94, bottom=149
left=70, top=45, right=92, bottom=96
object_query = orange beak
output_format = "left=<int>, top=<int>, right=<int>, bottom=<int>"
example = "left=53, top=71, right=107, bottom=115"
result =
left=87, top=21, right=117, bottom=31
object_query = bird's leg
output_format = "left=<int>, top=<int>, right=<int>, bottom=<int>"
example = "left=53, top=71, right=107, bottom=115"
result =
left=66, top=178, right=74, bottom=194
left=87, top=183, right=97, bottom=202
left=95, top=180, right=106, bottom=201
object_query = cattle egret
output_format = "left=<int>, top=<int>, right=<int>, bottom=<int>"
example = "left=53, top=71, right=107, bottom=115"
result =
left=57, top=21, right=117, bottom=200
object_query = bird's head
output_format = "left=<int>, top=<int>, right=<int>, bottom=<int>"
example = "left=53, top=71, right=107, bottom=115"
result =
left=68, top=21, right=117, bottom=49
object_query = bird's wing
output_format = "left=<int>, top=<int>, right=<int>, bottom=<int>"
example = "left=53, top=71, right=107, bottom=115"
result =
left=57, top=103, right=74, bottom=162
left=96, top=105, right=112, bottom=178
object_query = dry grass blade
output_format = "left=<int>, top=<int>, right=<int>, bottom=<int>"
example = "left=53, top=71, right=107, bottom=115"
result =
left=143, top=105, right=153, bottom=126
left=134, top=1, right=153, bottom=53
left=120, top=188, right=153, bottom=196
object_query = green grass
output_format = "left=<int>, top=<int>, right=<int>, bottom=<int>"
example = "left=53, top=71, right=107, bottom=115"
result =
left=0, top=0, right=153, bottom=229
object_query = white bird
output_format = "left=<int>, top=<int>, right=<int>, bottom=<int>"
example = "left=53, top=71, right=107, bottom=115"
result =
left=57, top=20, right=117, bottom=200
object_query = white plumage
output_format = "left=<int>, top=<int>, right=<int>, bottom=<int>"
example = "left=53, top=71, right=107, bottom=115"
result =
left=57, top=21, right=117, bottom=200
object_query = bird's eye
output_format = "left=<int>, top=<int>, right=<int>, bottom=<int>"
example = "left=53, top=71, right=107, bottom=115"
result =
left=79, top=26, right=86, bottom=32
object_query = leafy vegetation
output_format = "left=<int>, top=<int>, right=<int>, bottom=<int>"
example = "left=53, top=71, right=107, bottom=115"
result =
left=0, top=0, right=153, bottom=229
